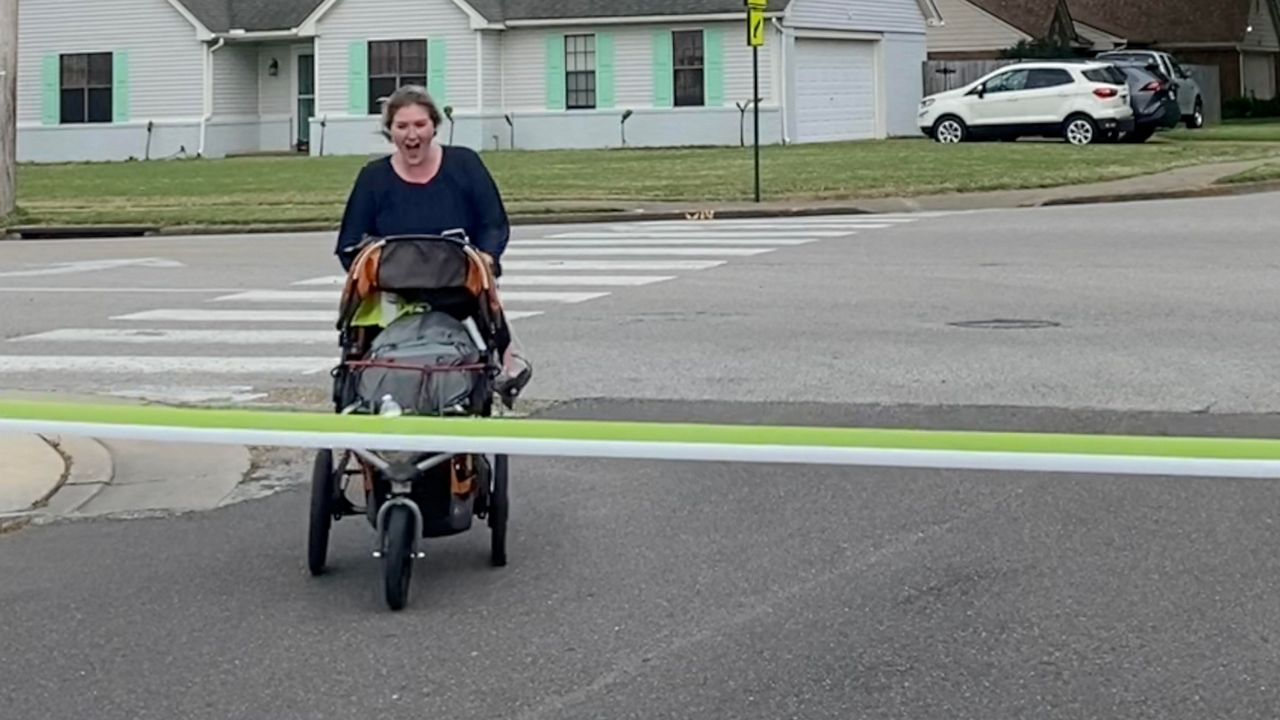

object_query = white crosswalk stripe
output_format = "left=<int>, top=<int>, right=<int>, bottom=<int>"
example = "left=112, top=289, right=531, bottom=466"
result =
left=1, top=214, right=934, bottom=402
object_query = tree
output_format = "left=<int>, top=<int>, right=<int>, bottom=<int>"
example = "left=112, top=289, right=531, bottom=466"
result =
left=1, top=0, right=17, bottom=220
left=998, top=38, right=1078, bottom=59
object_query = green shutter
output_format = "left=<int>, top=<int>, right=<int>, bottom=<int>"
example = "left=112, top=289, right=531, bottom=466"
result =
left=428, top=39, right=447, bottom=105
left=596, top=32, right=615, bottom=109
left=348, top=40, right=368, bottom=115
left=112, top=51, right=131, bottom=123
left=704, top=29, right=724, bottom=107
left=41, top=54, right=60, bottom=125
left=652, top=31, right=673, bottom=108
left=545, top=34, right=565, bottom=110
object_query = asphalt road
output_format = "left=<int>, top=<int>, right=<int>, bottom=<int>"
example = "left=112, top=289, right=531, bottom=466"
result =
left=1, top=193, right=1277, bottom=411
left=3, top=193, right=1280, bottom=718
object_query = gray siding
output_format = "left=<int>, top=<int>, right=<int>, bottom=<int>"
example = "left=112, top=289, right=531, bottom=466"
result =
left=314, top=0, right=475, bottom=116
left=927, top=0, right=1028, bottom=53
left=257, top=44, right=294, bottom=117
left=212, top=44, right=259, bottom=117
left=1245, top=0, right=1280, bottom=51
left=882, top=33, right=927, bottom=136
left=16, top=0, right=203, bottom=125
left=787, top=0, right=926, bottom=34
left=501, top=21, right=778, bottom=112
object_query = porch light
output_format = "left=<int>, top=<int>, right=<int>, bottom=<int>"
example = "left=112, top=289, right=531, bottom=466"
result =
left=268, top=58, right=279, bottom=76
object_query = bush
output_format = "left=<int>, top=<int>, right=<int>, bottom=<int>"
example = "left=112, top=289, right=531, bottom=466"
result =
left=1223, top=97, right=1280, bottom=119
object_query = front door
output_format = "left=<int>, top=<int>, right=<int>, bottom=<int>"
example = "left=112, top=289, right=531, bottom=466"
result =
left=296, top=53, right=315, bottom=149
left=971, top=68, right=1031, bottom=127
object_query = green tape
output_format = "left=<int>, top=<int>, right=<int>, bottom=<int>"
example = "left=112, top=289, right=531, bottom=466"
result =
left=2, top=400, right=1279, bottom=462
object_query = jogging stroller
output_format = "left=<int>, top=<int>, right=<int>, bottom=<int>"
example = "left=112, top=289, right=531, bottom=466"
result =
left=306, top=233, right=531, bottom=611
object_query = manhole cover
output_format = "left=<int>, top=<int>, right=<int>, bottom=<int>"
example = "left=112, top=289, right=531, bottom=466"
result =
left=948, top=319, right=1061, bottom=330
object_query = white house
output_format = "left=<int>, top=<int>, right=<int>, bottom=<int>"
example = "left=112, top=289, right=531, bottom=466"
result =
left=15, top=0, right=935, bottom=162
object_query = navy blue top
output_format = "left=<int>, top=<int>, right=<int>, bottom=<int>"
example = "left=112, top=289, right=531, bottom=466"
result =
left=335, top=146, right=510, bottom=270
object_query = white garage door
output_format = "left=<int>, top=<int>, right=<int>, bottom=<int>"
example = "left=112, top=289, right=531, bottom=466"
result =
left=793, top=38, right=877, bottom=143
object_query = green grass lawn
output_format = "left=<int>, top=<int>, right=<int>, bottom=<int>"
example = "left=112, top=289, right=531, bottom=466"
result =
left=10, top=134, right=1280, bottom=228
left=1164, top=119, right=1280, bottom=142
left=1217, top=162, right=1280, bottom=184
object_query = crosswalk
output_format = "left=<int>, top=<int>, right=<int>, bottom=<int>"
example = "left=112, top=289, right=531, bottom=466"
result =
left=1, top=214, right=940, bottom=403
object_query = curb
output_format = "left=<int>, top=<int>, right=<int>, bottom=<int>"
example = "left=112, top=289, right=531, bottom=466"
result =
left=0, top=204, right=880, bottom=240
left=39, top=434, right=115, bottom=516
left=1038, top=178, right=1280, bottom=207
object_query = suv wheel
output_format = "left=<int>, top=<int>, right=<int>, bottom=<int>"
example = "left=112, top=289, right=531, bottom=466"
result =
left=1063, top=115, right=1099, bottom=146
left=1186, top=99, right=1204, bottom=129
left=932, top=116, right=967, bottom=144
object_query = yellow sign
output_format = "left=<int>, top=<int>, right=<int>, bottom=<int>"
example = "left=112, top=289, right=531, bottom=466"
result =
left=746, top=0, right=768, bottom=8
left=747, top=7, right=766, bottom=46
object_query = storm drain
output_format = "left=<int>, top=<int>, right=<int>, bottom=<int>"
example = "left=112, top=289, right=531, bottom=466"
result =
left=948, top=319, right=1061, bottom=330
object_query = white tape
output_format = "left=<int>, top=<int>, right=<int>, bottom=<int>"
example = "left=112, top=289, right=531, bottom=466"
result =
left=1, top=417, right=1279, bottom=479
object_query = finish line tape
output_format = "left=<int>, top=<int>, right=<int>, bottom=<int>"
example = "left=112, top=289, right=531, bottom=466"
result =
left=2, top=399, right=1280, bottom=479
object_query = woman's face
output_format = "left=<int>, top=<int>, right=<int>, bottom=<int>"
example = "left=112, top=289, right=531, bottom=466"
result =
left=390, top=103, right=436, bottom=165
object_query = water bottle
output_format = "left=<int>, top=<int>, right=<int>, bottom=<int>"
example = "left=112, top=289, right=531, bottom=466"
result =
left=380, top=394, right=403, bottom=417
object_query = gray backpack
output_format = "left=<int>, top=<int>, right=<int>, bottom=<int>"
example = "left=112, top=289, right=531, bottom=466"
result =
left=356, top=310, right=482, bottom=415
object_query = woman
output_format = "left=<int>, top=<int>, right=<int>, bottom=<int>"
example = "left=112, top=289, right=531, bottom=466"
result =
left=335, top=86, right=510, bottom=274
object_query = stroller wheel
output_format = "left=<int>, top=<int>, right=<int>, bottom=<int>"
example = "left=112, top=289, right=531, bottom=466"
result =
left=308, top=449, right=338, bottom=576
left=489, top=454, right=509, bottom=567
left=382, top=504, right=416, bottom=611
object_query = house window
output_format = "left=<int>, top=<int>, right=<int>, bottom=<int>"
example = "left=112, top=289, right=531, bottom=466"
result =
left=673, top=30, right=704, bottom=107
left=565, top=34, right=596, bottom=110
left=60, top=52, right=112, bottom=124
left=368, top=39, right=426, bottom=114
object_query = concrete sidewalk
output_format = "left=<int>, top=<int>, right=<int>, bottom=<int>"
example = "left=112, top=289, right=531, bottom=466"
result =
left=0, top=393, right=253, bottom=530
left=0, top=434, right=65, bottom=519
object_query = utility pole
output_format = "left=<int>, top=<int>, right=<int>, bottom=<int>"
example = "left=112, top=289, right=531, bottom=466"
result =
left=745, top=0, right=766, bottom=203
left=0, top=0, right=17, bottom=219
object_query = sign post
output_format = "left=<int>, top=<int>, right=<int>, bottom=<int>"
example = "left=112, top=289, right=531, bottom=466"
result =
left=746, top=0, right=766, bottom=202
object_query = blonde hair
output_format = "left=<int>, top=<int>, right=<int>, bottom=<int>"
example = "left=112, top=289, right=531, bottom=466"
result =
left=380, top=85, right=443, bottom=140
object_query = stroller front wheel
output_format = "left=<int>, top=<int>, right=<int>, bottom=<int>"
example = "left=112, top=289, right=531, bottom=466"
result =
left=382, top=503, right=416, bottom=611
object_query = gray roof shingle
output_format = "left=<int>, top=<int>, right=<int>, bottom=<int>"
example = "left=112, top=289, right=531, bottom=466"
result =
left=179, top=0, right=325, bottom=32
left=177, top=0, right=785, bottom=32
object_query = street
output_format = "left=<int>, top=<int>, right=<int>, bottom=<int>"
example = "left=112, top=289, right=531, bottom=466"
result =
left=3, top=193, right=1280, bottom=718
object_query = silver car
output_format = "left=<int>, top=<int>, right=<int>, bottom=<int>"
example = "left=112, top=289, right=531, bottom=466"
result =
left=1097, top=50, right=1205, bottom=129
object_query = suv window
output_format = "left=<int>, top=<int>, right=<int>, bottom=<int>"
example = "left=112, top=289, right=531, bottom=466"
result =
left=1084, top=67, right=1127, bottom=85
left=984, top=69, right=1030, bottom=93
left=1026, top=68, right=1074, bottom=89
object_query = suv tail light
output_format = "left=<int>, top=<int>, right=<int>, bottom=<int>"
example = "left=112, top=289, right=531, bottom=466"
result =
left=1093, top=87, right=1119, bottom=99
left=1141, top=80, right=1165, bottom=92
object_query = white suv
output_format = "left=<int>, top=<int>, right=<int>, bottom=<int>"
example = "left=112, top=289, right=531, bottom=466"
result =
left=918, top=61, right=1136, bottom=145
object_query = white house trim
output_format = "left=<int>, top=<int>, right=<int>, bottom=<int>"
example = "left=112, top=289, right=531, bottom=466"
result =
left=297, top=0, right=341, bottom=35
left=917, top=0, right=944, bottom=26
left=167, top=0, right=215, bottom=40
left=790, top=28, right=884, bottom=42
left=772, top=17, right=791, bottom=144
left=450, top=0, right=499, bottom=30
left=199, top=38, right=227, bottom=156
left=218, top=29, right=303, bottom=40
left=299, top=0, right=497, bottom=33
left=502, top=12, right=780, bottom=27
